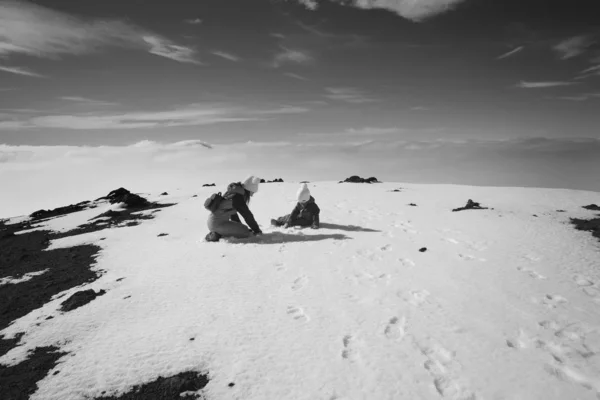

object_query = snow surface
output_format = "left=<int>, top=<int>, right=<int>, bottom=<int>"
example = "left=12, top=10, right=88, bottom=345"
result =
left=0, top=270, right=49, bottom=286
left=2, top=182, right=600, bottom=400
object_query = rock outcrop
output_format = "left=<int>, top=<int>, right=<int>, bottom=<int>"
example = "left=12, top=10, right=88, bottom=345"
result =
left=452, top=199, right=488, bottom=212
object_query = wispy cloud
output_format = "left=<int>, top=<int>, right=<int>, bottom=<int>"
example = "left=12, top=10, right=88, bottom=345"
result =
left=184, top=18, right=202, bottom=25
left=142, top=36, right=201, bottom=65
left=324, top=87, right=379, bottom=103
left=0, top=104, right=309, bottom=130
left=549, top=93, right=600, bottom=102
left=516, top=81, right=576, bottom=89
left=0, top=1, right=200, bottom=64
left=497, top=46, right=524, bottom=60
left=576, top=64, right=600, bottom=79
left=273, top=46, right=313, bottom=67
left=554, top=36, right=595, bottom=60
left=345, top=127, right=401, bottom=135
left=284, top=72, right=309, bottom=81
left=59, top=96, right=119, bottom=106
left=0, top=65, right=45, bottom=78
left=211, top=51, right=241, bottom=62
left=287, top=0, right=468, bottom=22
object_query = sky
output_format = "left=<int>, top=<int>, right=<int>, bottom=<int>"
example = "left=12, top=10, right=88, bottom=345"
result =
left=1, top=0, right=600, bottom=216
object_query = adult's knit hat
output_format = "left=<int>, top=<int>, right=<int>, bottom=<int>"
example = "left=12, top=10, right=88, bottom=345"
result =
left=242, top=175, right=261, bottom=193
left=297, top=183, right=311, bottom=203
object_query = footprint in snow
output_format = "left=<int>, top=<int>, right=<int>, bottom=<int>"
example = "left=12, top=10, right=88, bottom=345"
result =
left=524, top=253, right=542, bottom=262
left=380, top=244, right=392, bottom=251
left=399, top=258, right=416, bottom=268
left=398, top=290, right=430, bottom=307
left=341, top=335, right=360, bottom=362
left=384, top=316, right=407, bottom=340
left=415, top=339, right=477, bottom=399
left=541, top=294, right=568, bottom=309
left=292, top=276, right=308, bottom=291
left=573, top=274, right=594, bottom=287
left=275, top=262, right=286, bottom=272
left=517, top=266, right=546, bottom=280
left=458, top=253, right=486, bottom=262
left=506, top=329, right=533, bottom=350
left=287, top=306, right=309, bottom=323
left=581, top=287, right=600, bottom=303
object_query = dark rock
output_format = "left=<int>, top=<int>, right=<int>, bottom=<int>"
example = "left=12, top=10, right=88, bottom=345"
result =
left=583, top=204, right=600, bottom=211
left=93, top=371, right=209, bottom=400
left=571, top=217, right=600, bottom=242
left=192, top=195, right=198, bottom=198
left=409, top=203, right=417, bottom=207
left=189, top=337, right=195, bottom=341
left=202, top=183, right=216, bottom=187
left=533, top=214, right=538, bottom=217
left=452, top=199, right=488, bottom=212
left=30, top=202, right=88, bottom=220
left=97, top=188, right=149, bottom=208
left=391, top=189, right=402, bottom=192
left=116, top=277, right=125, bottom=282
left=60, top=289, right=106, bottom=312
left=300, top=181, right=310, bottom=183
left=419, top=247, right=427, bottom=252
left=158, top=233, right=169, bottom=237
left=340, top=175, right=380, bottom=184
left=556, top=210, right=566, bottom=213
left=160, top=192, right=169, bottom=196
left=264, top=178, right=284, bottom=183
left=45, top=316, right=54, bottom=320
left=229, top=382, right=235, bottom=387
left=260, top=179, right=266, bottom=183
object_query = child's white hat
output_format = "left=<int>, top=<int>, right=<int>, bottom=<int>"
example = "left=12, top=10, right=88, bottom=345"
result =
left=297, top=183, right=310, bottom=203
left=242, top=175, right=261, bottom=193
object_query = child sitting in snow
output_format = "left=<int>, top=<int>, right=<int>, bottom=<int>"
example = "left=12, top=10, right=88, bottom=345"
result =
left=271, top=183, right=320, bottom=229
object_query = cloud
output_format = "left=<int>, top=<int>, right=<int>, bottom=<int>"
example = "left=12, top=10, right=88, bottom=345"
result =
left=142, top=36, right=201, bottom=65
left=3, top=136, right=600, bottom=218
left=576, top=64, right=600, bottom=79
left=0, top=104, right=309, bottom=130
left=283, top=72, right=309, bottom=81
left=211, top=51, right=241, bottom=62
left=273, top=46, right=313, bottom=67
left=515, top=81, right=576, bottom=88
left=0, top=65, right=45, bottom=78
left=554, top=36, right=595, bottom=60
left=0, top=1, right=200, bottom=64
left=497, top=46, right=524, bottom=60
left=184, top=18, right=203, bottom=25
left=59, top=96, right=119, bottom=106
left=345, top=127, right=401, bottom=135
left=549, top=93, right=600, bottom=102
left=324, top=87, right=379, bottom=103
left=286, top=0, right=468, bottom=22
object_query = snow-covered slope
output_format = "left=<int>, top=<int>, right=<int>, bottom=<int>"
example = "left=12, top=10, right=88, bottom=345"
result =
left=2, top=182, right=600, bottom=400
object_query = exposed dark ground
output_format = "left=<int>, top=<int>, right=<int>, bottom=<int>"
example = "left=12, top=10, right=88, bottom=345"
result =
left=0, top=190, right=185, bottom=400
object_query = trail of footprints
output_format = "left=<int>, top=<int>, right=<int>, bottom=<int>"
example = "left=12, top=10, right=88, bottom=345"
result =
left=508, top=252, right=600, bottom=396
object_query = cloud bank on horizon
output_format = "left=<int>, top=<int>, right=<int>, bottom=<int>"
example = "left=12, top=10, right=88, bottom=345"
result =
left=1, top=136, right=600, bottom=218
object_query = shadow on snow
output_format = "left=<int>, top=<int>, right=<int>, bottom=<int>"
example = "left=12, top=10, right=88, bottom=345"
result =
left=224, top=231, right=351, bottom=244
left=318, top=223, right=381, bottom=233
